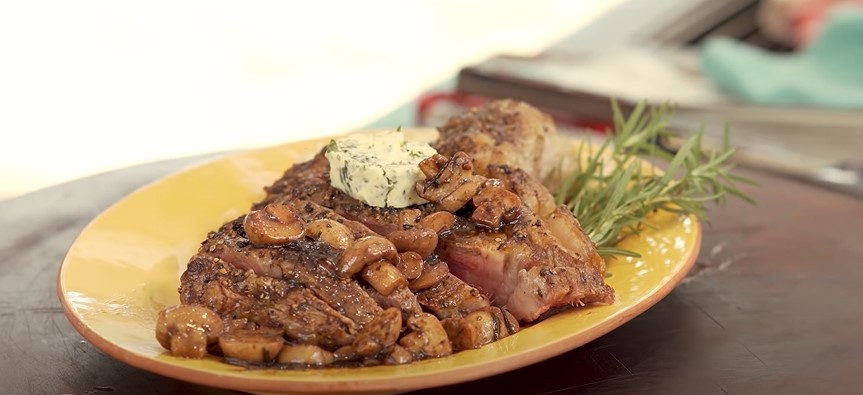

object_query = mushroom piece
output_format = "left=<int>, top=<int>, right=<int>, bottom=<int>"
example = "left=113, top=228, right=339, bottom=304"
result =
left=362, top=260, right=409, bottom=296
left=353, top=308, right=402, bottom=357
left=471, top=182, right=522, bottom=229
left=441, top=307, right=518, bottom=351
left=386, top=227, right=438, bottom=258
left=418, top=211, right=455, bottom=235
left=155, top=304, right=223, bottom=359
left=437, top=175, right=485, bottom=213
left=337, top=236, right=398, bottom=278
left=306, top=218, right=354, bottom=250
left=218, top=330, right=285, bottom=364
left=277, top=344, right=335, bottom=366
left=397, top=208, right=423, bottom=228
left=398, top=313, right=453, bottom=359
left=333, top=344, right=359, bottom=363
left=385, top=345, right=414, bottom=365
left=395, top=251, right=424, bottom=280
left=416, top=152, right=482, bottom=211
left=408, top=258, right=450, bottom=292
left=243, top=202, right=305, bottom=246
left=416, top=152, right=474, bottom=201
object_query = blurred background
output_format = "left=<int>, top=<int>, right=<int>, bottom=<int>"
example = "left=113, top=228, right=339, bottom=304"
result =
left=1, top=0, right=861, bottom=201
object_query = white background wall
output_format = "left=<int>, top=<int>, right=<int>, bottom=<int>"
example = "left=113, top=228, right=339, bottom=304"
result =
left=0, top=0, right=622, bottom=200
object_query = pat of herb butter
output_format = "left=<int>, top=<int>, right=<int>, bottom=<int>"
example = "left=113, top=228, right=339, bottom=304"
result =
left=324, top=130, right=437, bottom=208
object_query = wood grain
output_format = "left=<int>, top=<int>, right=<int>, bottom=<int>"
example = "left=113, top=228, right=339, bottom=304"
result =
left=2, top=154, right=862, bottom=395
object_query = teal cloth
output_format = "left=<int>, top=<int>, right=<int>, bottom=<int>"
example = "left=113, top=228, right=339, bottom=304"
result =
left=700, top=9, right=863, bottom=109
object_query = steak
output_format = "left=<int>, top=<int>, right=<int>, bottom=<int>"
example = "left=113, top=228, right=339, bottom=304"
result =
left=248, top=100, right=614, bottom=323
left=179, top=200, right=498, bottom=359
left=254, top=151, right=436, bottom=235
left=434, top=98, right=562, bottom=180
left=173, top=99, right=615, bottom=367
left=180, top=214, right=387, bottom=347
left=180, top=252, right=360, bottom=349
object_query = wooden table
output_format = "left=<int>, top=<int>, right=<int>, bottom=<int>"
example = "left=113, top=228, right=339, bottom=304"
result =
left=2, top=152, right=862, bottom=395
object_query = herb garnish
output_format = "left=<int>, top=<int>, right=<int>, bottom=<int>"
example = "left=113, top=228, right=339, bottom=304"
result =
left=552, top=100, right=757, bottom=258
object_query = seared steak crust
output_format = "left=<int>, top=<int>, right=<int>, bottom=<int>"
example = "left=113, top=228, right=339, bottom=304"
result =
left=174, top=99, right=615, bottom=367
left=180, top=253, right=359, bottom=349
left=255, top=151, right=436, bottom=235
left=434, top=99, right=562, bottom=180
left=415, top=274, right=490, bottom=320
left=181, top=215, right=386, bottom=348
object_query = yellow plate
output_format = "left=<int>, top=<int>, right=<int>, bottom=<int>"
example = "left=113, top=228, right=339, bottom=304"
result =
left=57, top=129, right=701, bottom=395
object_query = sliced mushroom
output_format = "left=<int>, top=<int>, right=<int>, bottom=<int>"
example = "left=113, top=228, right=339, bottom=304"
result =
left=386, top=227, right=438, bottom=258
left=156, top=305, right=223, bottom=359
left=385, top=345, right=414, bottom=365
left=498, top=306, right=520, bottom=336
left=443, top=308, right=501, bottom=351
left=409, top=258, right=449, bottom=292
left=218, top=330, right=284, bottom=363
left=306, top=219, right=354, bottom=250
left=416, top=153, right=472, bottom=197
left=243, top=202, right=305, bottom=246
left=333, top=344, right=358, bottom=363
left=353, top=308, right=402, bottom=357
left=416, top=152, right=475, bottom=203
left=397, top=209, right=423, bottom=228
left=395, top=251, right=423, bottom=280
left=418, top=211, right=455, bottom=235
left=277, top=344, right=335, bottom=366
left=437, top=175, right=485, bottom=213
left=471, top=183, right=523, bottom=228
left=362, top=260, right=409, bottom=296
left=336, top=236, right=398, bottom=278
left=398, top=313, right=452, bottom=359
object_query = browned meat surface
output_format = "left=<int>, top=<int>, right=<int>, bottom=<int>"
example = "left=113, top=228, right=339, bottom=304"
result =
left=193, top=214, right=384, bottom=326
left=487, top=164, right=559, bottom=217
left=413, top=147, right=614, bottom=322
left=434, top=99, right=562, bottom=180
left=437, top=207, right=613, bottom=322
left=365, top=285, right=423, bottom=320
left=254, top=151, right=436, bottom=236
left=488, top=165, right=607, bottom=275
left=171, top=99, right=614, bottom=367
left=180, top=254, right=359, bottom=349
left=253, top=151, right=332, bottom=210
left=415, top=274, right=490, bottom=320
left=253, top=100, right=612, bottom=323
left=177, top=198, right=508, bottom=366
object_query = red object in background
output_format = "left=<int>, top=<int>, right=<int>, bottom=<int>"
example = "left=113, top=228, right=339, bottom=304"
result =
left=416, top=91, right=613, bottom=134
left=766, top=0, right=863, bottom=47
left=790, top=0, right=853, bottom=45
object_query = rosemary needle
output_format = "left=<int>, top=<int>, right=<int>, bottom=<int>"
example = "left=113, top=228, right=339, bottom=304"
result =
left=551, top=100, right=757, bottom=258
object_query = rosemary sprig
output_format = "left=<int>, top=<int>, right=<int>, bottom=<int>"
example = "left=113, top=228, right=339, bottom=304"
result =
left=552, top=100, right=756, bottom=258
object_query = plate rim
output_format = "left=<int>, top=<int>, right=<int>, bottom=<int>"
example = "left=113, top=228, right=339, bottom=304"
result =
left=56, top=130, right=702, bottom=394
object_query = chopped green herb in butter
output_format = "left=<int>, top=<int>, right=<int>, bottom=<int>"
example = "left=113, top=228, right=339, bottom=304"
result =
left=324, top=130, right=437, bottom=208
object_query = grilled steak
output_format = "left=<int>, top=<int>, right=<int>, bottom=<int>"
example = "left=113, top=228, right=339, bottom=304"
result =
left=180, top=247, right=360, bottom=349
left=411, top=159, right=614, bottom=321
left=254, top=151, right=436, bottom=235
left=178, top=199, right=498, bottom=363
left=437, top=205, right=613, bottom=322
left=434, top=98, right=562, bottom=180
left=249, top=100, right=613, bottom=323
left=171, top=99, right=614, bottom=367
left=180, top=214, right=385, bottom=344
left=415, top=273, right=490, bottom=320
left=421, top=101, right=614, bottom=321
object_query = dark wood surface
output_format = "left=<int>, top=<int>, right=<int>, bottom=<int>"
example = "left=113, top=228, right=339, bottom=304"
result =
left=2, top=151, right=862, bottom=395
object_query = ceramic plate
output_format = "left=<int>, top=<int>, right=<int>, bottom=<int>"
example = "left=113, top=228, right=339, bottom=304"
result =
left=57, top=129, right=701, bottom=395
